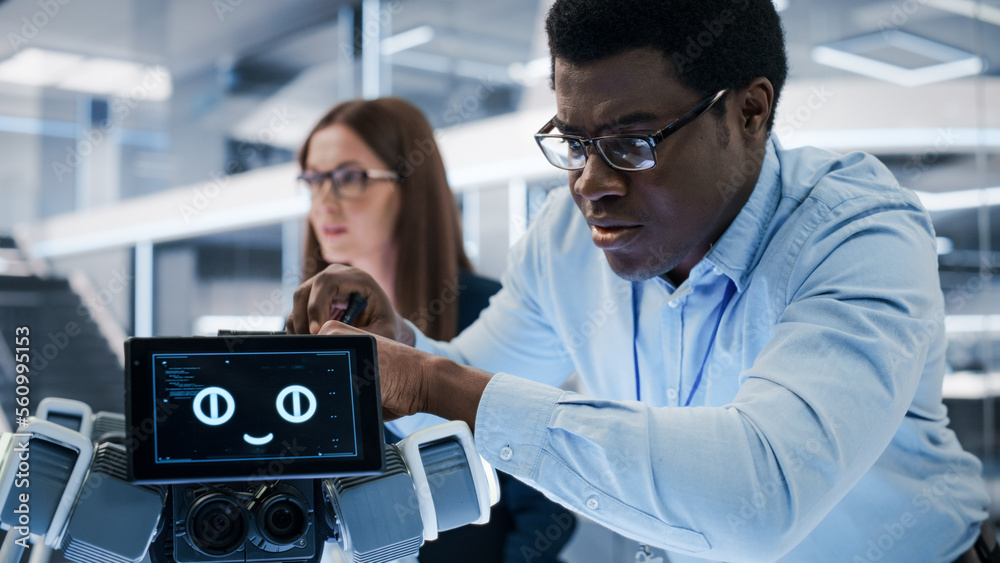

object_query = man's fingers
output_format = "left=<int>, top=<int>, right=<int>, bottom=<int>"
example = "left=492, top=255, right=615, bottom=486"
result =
left=307, top=285, right=348, bottom=334
left=289, top=264, right=396, bottom=337
left=318, top=320, right=365, bottom=336
left=287, top=280, right=316, bottom=334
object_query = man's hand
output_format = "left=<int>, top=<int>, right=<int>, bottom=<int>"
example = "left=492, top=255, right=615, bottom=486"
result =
left=318, top=321, right=492, bottom=429
left=286, top=264, right=413, bottom=344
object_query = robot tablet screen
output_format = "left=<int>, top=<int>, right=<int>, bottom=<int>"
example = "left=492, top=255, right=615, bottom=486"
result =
left=125, top=335, right=385, bottom=484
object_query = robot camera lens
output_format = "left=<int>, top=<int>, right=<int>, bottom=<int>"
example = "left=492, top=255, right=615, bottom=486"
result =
left=187, top=495, right=248, bottom=556
left=260, top=497, right=308, bottom=545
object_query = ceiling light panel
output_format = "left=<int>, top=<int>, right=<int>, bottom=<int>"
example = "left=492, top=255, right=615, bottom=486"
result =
left=0, top=48, right=84, bottom=87
left=812, top=30, right=984, bottom=86
left=0, top=48, right=171, bottom=100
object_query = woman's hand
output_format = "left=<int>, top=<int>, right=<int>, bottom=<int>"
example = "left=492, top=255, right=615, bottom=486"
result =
left=286, top=264, right=413, bottom=344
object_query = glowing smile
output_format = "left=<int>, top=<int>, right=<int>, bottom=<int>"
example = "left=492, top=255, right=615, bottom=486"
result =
left=243, top=433, right=274, bottom=445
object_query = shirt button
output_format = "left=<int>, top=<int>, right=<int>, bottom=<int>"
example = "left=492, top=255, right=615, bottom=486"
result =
left=586, top=497, right=599, bottom=510
left=713, top=267, right=723, bottom=276
left=499, top=446, right=513, bottom=461
left=667, top=388, right=678, bottom=401
left=668, top=300, right=679, bottom=308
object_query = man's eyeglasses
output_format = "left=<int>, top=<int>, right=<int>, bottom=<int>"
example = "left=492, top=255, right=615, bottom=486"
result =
left=298, top=166, right=399, bottom=200
left=534, top=89, right=727, bottom=172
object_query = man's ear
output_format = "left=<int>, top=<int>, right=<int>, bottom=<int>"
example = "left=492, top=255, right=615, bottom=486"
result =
left=738, top=77, right=774, bottom=141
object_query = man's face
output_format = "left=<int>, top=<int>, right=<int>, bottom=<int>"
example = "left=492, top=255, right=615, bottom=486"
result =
left=553, top=48, right=758, bottom=282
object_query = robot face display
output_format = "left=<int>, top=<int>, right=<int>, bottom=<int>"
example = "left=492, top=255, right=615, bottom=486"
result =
left=127, top=335, right=385, bottom=484
left=191, top=384, right=319, bottom=446
left=151, top=351, right=359, bottom=465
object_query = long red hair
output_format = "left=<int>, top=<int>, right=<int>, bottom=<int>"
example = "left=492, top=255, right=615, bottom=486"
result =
left=298, top=98, right=472, bottom=341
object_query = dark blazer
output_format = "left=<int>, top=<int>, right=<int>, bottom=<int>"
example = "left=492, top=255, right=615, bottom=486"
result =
left=456, top=269, right=502, bottom=332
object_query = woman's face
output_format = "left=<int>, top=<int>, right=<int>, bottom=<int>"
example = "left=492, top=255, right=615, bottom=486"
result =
left=305, top=124, right=402, bottom=266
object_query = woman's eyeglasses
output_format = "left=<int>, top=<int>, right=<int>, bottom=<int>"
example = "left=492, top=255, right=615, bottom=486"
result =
left=298, top=167, right=399, bottom=200
left=534, top=89, right=727, bottom=172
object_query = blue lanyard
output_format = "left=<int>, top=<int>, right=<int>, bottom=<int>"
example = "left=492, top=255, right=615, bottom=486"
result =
left=633, top=278, right=737, bottom=406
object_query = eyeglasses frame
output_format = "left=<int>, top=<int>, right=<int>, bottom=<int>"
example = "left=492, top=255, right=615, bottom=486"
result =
left=298, top=166, right=400, bottom=200
left=534, top=89, right=728, bottom=172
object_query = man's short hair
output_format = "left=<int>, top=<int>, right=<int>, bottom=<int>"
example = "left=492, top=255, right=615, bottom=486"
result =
left=546, top=0, right=788, bottom=129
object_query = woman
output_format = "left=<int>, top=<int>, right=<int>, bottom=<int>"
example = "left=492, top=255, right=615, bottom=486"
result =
left=298, top=97, right=492, bottom=341
left=297, top=97, right=574, bottom=563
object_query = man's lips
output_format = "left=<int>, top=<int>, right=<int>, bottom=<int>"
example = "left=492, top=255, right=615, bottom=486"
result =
left=588, top=218, right=642, bottom=249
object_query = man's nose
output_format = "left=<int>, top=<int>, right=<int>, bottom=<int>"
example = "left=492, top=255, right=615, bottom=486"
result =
left=572, top=147, right=628, bottom=201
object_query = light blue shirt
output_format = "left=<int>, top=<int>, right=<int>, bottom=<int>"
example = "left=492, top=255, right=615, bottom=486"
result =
left=408, top=137, right=990, bottom=562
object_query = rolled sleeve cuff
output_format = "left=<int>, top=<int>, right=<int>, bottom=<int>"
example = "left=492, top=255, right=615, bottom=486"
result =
left=475, top=373, right=564, bottom=480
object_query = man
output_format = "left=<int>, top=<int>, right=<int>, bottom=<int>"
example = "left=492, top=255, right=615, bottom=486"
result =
left=288, top=0, right=994, bottom=560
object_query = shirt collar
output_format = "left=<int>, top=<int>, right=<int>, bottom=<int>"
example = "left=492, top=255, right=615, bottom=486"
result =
left=704, top=135, right=782, bottom=293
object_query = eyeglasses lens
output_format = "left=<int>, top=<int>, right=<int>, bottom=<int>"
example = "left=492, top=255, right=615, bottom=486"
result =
left=598, top=138, right=655, bottom=170
left=331, top=169, right=366, bottom=198
left=538, top=136, right=655, bottom=171
left=303, top=169, right=369, bottom=199
left=538, top=137, right=586, bottom=170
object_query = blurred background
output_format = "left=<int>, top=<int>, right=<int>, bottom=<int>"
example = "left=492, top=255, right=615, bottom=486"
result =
left=0, top=0, right=997, bottom=556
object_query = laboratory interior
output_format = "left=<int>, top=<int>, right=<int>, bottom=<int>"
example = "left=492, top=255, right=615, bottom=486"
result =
left=0, top=0, right=999, bottom=562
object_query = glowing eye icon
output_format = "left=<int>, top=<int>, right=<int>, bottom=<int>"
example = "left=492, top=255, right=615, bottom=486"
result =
left=276, top=385, right=317, bottom=423
left=193, top=387, right=235, bottom=426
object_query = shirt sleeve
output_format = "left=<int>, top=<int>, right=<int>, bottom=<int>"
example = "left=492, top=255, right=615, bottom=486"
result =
left=475, top=193, right=945, bottom=560
left=412, top=196, right=577, bottom=386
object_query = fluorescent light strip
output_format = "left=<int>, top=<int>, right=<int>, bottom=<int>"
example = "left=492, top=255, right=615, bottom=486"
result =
left=447, top=156, right=558, bottom=190
left=0, top=48, right=171, bottom=100
left=381, top=25, right=434, bottom=55
left=811, top=45, right=983, bottom=87
left=924, top=0, right=1000, bottom=27
left=942, top=372, right=1000, bottom=400
left=914, top=186, right=1000, bottom=211
left=778, top=127, right=1000, bottom=150
left=30, top=196, right=310, bottom=258
left=946, top=315, right=1000, bottom=333
left=0, top=49, right=82, bottom=86
left=812, top=30, right=984, bottom=86
left=0, top=115, right=77, bottom=138
left=193, top=315, right=285, bottom=336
